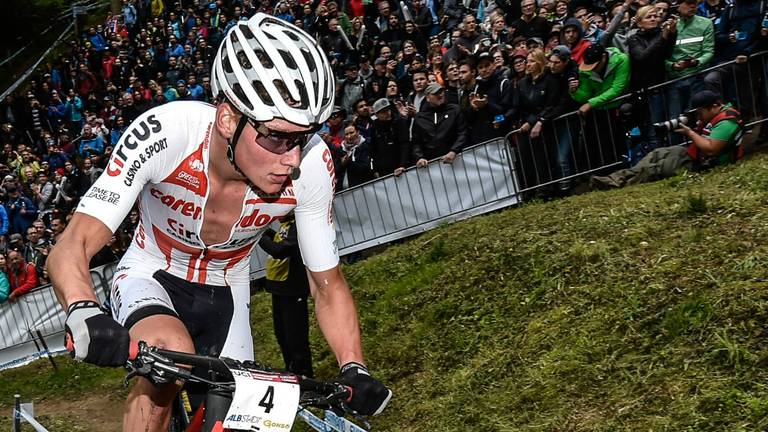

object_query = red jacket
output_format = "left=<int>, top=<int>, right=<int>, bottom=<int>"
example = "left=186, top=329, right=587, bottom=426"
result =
left=571, top=39, right=592, bottom=65
left=9, top=263, right=39, bottom=297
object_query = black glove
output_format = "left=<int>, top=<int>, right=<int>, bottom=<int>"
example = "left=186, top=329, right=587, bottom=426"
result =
left=65, top=300, right=130, bottom=367
left=339, top=362, right=392, bottom=416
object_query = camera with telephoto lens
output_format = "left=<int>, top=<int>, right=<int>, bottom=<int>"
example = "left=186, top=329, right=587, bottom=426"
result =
left=653, top=113, right=693, bottom=131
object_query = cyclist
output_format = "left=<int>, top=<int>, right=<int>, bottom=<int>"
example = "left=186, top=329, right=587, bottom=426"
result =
left=47, top=14, right=392, bottom=432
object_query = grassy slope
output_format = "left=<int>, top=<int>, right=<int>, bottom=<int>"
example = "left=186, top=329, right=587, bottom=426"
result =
left=4, top=153, right=768, bottom=431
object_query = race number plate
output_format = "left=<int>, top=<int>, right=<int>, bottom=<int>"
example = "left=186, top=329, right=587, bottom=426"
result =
left=223, top=368, right=300, bottom=431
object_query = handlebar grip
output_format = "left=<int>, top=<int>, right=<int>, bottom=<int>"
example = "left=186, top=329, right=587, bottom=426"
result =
left=128, top=340, right=140, bottom=361
left=65, top=333, right=74, bottom=353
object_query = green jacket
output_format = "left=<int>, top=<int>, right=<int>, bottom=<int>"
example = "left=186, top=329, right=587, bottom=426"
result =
left=571, top=47, right=631, bottom=109
left=665, top=15, right=715, bottom=78
left=0, top=271, right=10, bottom=303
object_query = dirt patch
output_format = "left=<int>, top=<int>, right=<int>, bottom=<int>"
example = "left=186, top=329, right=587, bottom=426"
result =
left=34, top=392, right=124, bottom=431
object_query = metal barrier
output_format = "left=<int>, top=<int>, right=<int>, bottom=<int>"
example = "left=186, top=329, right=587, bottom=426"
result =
left=0, top=262, right=115, bottom=370
left=507, top=50, right=768, bottom=195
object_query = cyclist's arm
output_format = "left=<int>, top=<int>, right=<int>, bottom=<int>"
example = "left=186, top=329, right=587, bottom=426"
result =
left=48, top=215, right=113, bottom=308
left=294, top=138, right=363, bottom=366
left=49, top=109, right=176, bottom=308
left=308, top=266, right=364, bottom=366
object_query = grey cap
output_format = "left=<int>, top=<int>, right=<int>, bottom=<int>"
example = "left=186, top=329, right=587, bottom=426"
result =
left=9, top=233, right=22, bottom=242
left=372, top=98, right=391, bottom=113
left=424, top=82, right=444, bottom=95
left=551, top=45, right=572, bottom=61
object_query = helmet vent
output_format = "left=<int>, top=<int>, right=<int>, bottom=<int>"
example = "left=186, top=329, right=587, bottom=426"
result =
left=253, top=80, right=274, bottom=106
left=254, top=49, right=274, bottom=68
left=222, top=55, right=234, bottom=74
left=282, top=29, right=300, bottom=42
left=300, top=49, right=316, bottom=72
left=239, top=24, right=255, bottom=39
left=273, top=80, right=297, bottom=106
left=278, top=49, right=297, bottom=70
left=294, top=80, right=309, bottom=109
left=236, top=50, right=252, bottom=69
left=232, top=82, right=254, bottom=111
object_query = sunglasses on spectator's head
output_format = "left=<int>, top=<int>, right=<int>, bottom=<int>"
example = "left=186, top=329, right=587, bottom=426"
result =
left=247, top=119, right=317, bottom=155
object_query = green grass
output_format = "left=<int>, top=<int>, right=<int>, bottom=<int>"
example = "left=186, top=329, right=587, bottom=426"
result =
left=6, top=152, right=768, bottom=430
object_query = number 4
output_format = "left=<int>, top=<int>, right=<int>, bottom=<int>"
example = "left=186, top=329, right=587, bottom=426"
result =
left=259, top=385, right=275, bottom=413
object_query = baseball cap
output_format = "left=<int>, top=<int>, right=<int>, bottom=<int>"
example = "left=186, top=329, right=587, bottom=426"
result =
left=372, top=98, right=391, bottom=113
left=511, top=48, right=529, bottom=60
left=375, top=57, right=388, bottom=66
left=424, top=82, right=444, bottom=95
left=9, top=233, right=22, bottom=242
left=3, top=175, right=14, bottom=182
left=476, top=51, right=493, bottom=64
left=526, top=37, right=544, bottom=47
left=551, top=45, right=572, bottom=61
left=690, top=90, right=721, bottom=109
left=330, top=106, right=346, bottom=118
left=579, top=44, right=606, bottom=71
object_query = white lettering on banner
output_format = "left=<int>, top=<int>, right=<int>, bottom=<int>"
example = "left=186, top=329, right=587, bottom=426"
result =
left=85, top=187, right=121, bottom=205
left=677, top=36, right=705, bottom=45
left=223, top=367, right=300, bottom=431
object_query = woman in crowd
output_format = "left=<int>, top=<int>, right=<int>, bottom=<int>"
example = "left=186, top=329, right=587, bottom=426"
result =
left=444, top=61, right=461, bottom=104
left=429, top=51, right=445, bottom=86
left=627, top=5, right=677, bottom=149
left=0, top=253, right=9, bottom=304
left=513, top=48, right=561, bottom=190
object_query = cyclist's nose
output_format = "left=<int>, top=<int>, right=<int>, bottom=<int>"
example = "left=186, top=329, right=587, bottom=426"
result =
left=281, top=145, right=301, bottom=169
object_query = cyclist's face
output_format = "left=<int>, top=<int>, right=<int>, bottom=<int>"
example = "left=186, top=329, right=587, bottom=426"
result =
left=236, top=117, right=306, bottom=194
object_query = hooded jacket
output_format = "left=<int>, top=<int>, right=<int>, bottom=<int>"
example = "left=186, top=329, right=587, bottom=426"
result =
left=412, top=102, right=467, bottom=160
left=571, top=47, right=631, bottom=109
left=562, top=18, right=592, bottom=64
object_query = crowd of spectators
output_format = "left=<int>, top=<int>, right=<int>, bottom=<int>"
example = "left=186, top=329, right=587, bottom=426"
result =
left=0, top=0, right=766, bottom=300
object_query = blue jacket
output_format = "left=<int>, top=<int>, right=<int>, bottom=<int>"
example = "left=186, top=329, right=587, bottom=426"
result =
left=0, top=205, right=9, bottom=237
left=79, top=136, right=105, bottom=156
left=714, top=0, right=764, bottom=62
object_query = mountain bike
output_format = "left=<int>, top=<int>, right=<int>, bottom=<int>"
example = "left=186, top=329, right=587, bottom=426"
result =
left=125, top=341, right=371, bottom=432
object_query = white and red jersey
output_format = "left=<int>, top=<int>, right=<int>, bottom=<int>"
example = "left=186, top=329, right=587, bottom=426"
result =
left=78, top=101, right=339, bottom=287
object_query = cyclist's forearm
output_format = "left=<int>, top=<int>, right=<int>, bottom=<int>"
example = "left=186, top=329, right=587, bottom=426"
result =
left=48, top=215, right=113, bottom=309
left=309, top=267, right=364, bottom=367
left=48, top=242, right=100, bottom=309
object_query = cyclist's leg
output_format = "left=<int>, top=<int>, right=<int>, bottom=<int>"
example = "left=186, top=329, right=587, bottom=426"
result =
left=124, top=314, right=195, bottom=432
left=110, top=273, right=193, bottom=432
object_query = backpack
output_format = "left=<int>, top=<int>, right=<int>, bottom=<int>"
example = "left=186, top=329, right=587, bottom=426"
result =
left=687, top=107, right=745, bottom=169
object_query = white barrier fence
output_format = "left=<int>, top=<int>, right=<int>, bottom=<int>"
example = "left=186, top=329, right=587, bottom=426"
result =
left=0, top=263, right=114, bottom=370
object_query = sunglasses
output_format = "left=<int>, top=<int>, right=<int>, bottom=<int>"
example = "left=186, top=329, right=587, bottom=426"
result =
left=247, top=119, right=315, bottom=154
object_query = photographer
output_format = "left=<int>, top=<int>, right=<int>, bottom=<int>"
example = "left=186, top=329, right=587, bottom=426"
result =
left=592, top=90, right=744, bottom=188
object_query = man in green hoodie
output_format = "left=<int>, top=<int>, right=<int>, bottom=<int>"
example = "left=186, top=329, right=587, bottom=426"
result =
left=570, top=43, right=631, bottom=170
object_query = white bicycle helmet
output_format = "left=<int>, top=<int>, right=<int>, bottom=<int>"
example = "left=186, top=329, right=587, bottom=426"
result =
left=212, top=13, right=335, bottom=127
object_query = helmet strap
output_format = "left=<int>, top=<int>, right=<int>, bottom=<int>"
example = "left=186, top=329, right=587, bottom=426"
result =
left=226, top=114, right=249, bottom=176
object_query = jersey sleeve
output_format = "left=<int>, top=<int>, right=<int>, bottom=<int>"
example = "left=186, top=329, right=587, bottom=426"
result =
left=77, top=108, right=174, bottom=232
left=293, top=136, right=340, bottom=272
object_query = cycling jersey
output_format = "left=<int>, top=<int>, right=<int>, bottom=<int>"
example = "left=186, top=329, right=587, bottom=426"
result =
left=77, top=101, right=339, bottom=359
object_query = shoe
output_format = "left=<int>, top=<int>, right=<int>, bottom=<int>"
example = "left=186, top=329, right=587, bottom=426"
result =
left=590, top=175, right=622, bottom=190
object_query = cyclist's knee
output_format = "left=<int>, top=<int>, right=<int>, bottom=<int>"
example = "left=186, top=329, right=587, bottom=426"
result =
left=128, top=313, right=195, bottom=354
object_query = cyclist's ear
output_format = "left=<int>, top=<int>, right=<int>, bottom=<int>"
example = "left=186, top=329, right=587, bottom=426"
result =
left=215, top=102, right=241, bottom=140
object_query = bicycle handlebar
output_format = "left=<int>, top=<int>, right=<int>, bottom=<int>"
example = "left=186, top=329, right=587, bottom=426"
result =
left=125, top=341, right=354, bottom=412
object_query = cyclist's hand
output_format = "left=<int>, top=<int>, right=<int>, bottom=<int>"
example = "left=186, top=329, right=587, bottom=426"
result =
left=65, top=300, right=130, bottom=367
left=339, top=362, right=392, bottom=416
